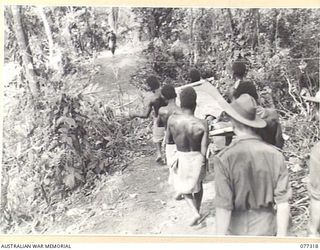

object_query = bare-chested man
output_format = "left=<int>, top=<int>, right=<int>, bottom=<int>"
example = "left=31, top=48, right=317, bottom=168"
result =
left=130, top=76, right=167, bottom=163
left=159, top=84, right=181, bottom=129
left=158, top=85, right=182, bottom=198
left=167, top=87, right=209, bottom=226
left=158, top=85, right=181, bottom=167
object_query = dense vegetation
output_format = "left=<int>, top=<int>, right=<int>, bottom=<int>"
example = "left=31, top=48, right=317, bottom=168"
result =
left=2, top=6, right=319, bottom=234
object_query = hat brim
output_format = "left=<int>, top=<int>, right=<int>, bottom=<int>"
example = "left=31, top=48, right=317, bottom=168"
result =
left=224, top=107, right=267, bottom=128
left=302, top=96, right=320, bottom=103
left=204, top=83, right=266, bottom=129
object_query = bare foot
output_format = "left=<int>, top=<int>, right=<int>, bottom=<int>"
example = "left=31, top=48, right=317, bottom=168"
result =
left=189, top=214, right=201, bottom=227
left=155, top=156, right=162, bottom=163
left=189, top=212, right=210, bottom=227
left=174, top=194, right=184, bottom=201
left=196, top=212, right=210, bottom=225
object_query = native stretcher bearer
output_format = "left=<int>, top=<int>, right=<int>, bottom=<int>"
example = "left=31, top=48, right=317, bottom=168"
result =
left=158, top=85, right=182, bottom=195
left=130, top=76, right=167, bottom=163
left=167, top=87, right=209, bottom=226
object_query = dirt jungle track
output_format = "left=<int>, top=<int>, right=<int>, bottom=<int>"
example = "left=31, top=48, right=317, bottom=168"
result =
left=44, top=47, right=304, bottom=236
left=41, top=46, right=218, bottom=235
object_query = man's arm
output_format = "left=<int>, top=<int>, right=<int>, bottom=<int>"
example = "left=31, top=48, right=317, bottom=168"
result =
left=276, top=202, right=290, bottom=236
left=158, top=107, right=168, bottom=129
left=216, top=208, right=232, bottom=235
left=165, top=116, right=173, bottom=144
left=130, top=101, right=153, bottom=119
left=214, top=156, right=233, bottom=235
left=274, top=154, right=292, bottom=236
left=200, top=121, right=209, bottom=157
left=274, top=122, right=284, bottom=149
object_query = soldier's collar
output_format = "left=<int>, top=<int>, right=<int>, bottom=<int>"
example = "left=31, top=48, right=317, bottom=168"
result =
left=233, top=134, right=262, bottom=142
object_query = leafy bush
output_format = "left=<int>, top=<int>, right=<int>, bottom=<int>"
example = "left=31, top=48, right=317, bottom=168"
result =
left=2, top=6, right=150, bottom=232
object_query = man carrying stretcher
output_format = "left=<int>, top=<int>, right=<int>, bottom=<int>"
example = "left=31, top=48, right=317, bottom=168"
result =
left=167, top=87, right=209, bottom=226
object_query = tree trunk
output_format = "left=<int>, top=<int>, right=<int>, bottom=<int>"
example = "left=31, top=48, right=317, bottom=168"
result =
left=192, top=9, right=203, bottom=65
left=37, top=7, right=54, bottom=68
left=270, top=9, right=280, bottom=56
left=145, top=9, right=156, bottom=40
left=189, top=8, right=194, bottom=65
left=252, top=9, right=260, bottom=51
left=227, top=9, right=235, bottom=37
left=109, top=7, right=119, bottom=33
left=0, top=167, right=9, bottom=216
left=192, top=10, right=198, bottom=65
left=60, top=7, right=78, bottom=55
left=189, top=9, right=201, bottom=65
left=11, top=5, right=39, bottom=96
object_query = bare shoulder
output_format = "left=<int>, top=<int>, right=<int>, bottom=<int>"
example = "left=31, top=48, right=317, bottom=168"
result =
left=148, top=95, right=157, bottom=105
left=195, top=117, right=207, bottom=129
left=167, top=113, right=179, bottom=126
left=200, top=118, right=208, bottom=130
left=159, top=105, right=168, bottom=115
left=188, top=116, right=206, bottom=133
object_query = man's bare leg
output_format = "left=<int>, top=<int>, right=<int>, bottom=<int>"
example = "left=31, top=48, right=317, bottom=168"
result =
left=184, top=194, right=201, bottom=226
left=194, top=183, right=203, bottom=211
left=155, top=142, right=162, bottom=162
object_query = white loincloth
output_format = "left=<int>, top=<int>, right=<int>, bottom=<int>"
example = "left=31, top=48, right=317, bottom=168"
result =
left=152, top=126, right=165, bottom=143
left=166, top=144, right=178, bottom=185
left=152, top=117, right=165, bottom=143
left=171, top=151, right=206, bottom=194
left=166, top=144, right=178, bottom=167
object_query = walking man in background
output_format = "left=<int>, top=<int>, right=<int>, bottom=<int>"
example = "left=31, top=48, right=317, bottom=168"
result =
left=107, top=30, right=117, bottom=55
left=214, top=94, right=291, bottom=236
left=303, top=90, right=320, bottom=237
left=167, top=87, right=209, bottom=226
left=130, top=76, right=167, bottom=163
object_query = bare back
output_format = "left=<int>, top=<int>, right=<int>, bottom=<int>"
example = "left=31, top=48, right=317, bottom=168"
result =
left=159, top=103, right=182, bottom=128
left=150, top=94, right=167, bottom=127
left=168, top=114, right=207, bottom=153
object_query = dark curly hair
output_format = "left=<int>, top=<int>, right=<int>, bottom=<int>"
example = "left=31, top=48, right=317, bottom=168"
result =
left=189, top=68, right=201, bottom=83
left=233, top=81, right=259, bottom=102
left=180, top=87, right=197, bottom=109
left=232, top=61, right=246, bottom=79
left=161, top=84, right=177, bottom=100
left=146, top=76, right=160, bottom=91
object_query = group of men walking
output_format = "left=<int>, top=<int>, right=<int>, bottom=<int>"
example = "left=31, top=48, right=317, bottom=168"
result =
left=130, top=62, right=320, bottom=237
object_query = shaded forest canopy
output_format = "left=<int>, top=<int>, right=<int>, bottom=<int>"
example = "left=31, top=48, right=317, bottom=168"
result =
left=1, top=6, right=320, bottom=234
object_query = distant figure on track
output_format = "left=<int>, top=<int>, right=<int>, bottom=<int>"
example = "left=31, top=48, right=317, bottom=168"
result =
left=302, top=90, right=320, bottom=237
left=107, top=30, right=117, bottom=55
left=214, top=94, right=291, bottom=236
left=130, top=76, right=167, bottom=163
left=167, top=87, right=209, bottom=226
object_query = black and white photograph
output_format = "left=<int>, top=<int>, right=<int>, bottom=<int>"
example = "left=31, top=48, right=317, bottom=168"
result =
left=1, top=6, right=320, bottom=238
